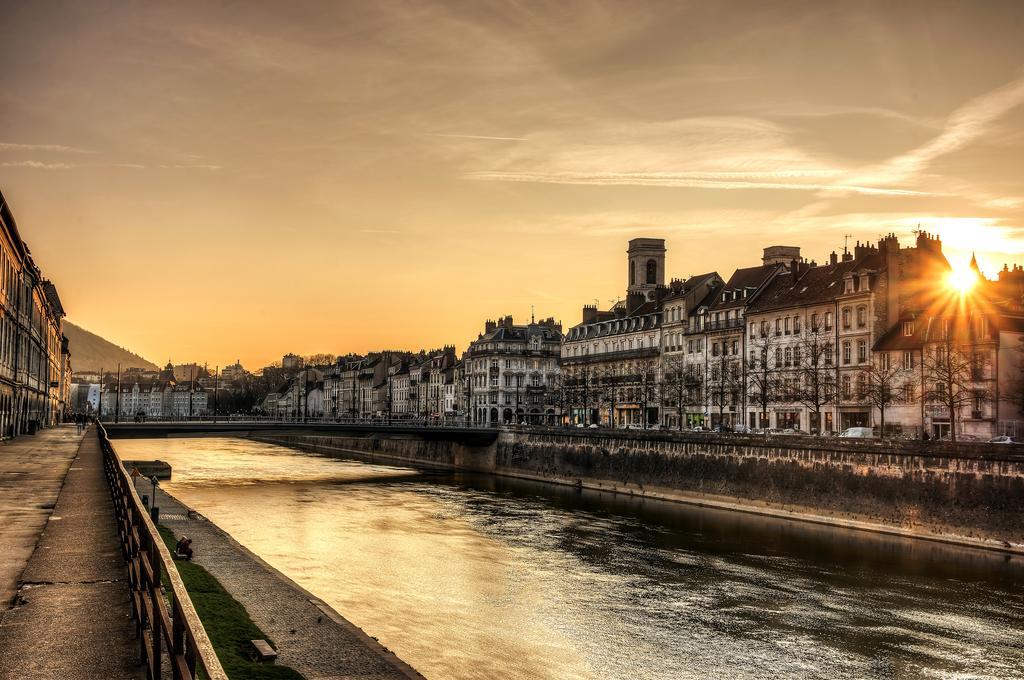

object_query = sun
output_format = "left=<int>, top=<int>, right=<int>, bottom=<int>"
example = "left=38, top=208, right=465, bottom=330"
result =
left=946, top=266, right=979, bottom=295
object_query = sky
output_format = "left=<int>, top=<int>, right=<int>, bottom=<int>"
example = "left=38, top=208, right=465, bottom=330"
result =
left=2, top=0, right=1024, bottom=369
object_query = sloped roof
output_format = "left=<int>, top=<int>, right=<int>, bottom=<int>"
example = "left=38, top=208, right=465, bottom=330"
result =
left=708, top=264, right=780, bottom=311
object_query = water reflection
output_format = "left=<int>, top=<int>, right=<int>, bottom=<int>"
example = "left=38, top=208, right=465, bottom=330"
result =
left=113, top=437, right=1024, bottom=680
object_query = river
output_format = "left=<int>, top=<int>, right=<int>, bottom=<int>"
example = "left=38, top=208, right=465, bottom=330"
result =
left=113, top=436, right=1024, bottom=679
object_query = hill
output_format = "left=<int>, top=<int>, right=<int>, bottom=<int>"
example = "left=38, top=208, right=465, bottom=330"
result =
left=63, top=321, right=159, bottom=374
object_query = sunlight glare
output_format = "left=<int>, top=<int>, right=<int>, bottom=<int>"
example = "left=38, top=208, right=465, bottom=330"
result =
left=946, top=266, right=978, bottom=295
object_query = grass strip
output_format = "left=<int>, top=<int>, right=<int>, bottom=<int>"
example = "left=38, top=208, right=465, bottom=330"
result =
left=157, top=525, right=305, bottom=680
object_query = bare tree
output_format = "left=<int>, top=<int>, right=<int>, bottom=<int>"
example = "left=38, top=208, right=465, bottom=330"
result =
left=859, top=353, right=909, bottom=436
left=595, top=364, right=620, bottom=427
left=662, top=356, right=690, bottom=430
left=746, top=330, right=780, bottom=431
left=923, top=323, right=990, bottom=443
left=793, top=322, right=836, bottom=433
left=707, top=352, right=742, bottom=429
left=636, top=357, right=660, bottom=428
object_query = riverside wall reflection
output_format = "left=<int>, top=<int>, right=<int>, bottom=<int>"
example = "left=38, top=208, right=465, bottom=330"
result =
left=113, top=437, right=1024, bottom=680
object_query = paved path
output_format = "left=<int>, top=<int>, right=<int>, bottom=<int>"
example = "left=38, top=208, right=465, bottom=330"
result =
left=0, top=425, right=84, bottom=606
left=0, top=427, right=141, bottom=679
left=157, top=489, right=421, bottom=680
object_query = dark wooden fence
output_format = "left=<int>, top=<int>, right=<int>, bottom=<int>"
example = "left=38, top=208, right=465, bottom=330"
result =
left=98, top=423, right=227, bottom=680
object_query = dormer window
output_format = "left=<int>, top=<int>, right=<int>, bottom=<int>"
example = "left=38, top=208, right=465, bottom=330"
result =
left=903, top=321, right=914, bottom=336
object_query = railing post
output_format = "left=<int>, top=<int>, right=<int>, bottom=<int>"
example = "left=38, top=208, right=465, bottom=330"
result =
left=150, top=539, right=163, bottom=680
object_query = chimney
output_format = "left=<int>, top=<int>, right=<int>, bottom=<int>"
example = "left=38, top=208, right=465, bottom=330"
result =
left=626, top=291, right=645, bottom=315
left=485, top=319, right=496, bottom=333
left=829, top=251, right=838, bottom=266
left=582, top=305, right=598, bottom=324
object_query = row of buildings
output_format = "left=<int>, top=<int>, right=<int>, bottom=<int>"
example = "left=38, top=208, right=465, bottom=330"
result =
left=0, top=190, right=72, bottom=437
left=260, top=232, right=1024, bottom=440
left=92, top=232, right=1024, bottom=441
left=562, top=234, right=1024, bottom=440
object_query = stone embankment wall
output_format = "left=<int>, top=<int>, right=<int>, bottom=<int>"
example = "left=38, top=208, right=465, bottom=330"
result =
left=252, top=429, right=1024, bottom=549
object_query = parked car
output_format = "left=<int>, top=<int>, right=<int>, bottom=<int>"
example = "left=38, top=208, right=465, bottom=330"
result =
left=648, top=424, right=662, bottom=431
left=588, top=423, right=600, bottom=429
left=839, top=427, right=875, bottom=438
left=988, top=436, right=1018, bottom=444
left=691, top=426, right=705, bottom=432
left=781, top=428, right=810, bottom=436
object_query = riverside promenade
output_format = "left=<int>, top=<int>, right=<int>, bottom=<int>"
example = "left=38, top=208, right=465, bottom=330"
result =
left=0, top=426, right=139, bottom=679
left=155, top=488, right=421, bottom=680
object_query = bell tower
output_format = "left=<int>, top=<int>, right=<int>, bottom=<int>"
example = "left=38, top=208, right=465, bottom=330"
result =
left=627, top=238, right=666, bottom=300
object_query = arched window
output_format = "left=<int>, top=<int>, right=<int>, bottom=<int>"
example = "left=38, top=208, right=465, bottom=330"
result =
left=856, top=306, right=867, bottom=327
left=646, top=259, right=657, bottom=284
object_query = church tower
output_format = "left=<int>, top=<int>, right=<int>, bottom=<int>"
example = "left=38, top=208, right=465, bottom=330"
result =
left=627, top=238, right=666, bottom=300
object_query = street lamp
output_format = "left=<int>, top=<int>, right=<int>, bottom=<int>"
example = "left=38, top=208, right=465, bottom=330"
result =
left=149, top=475, right=160, bottom=523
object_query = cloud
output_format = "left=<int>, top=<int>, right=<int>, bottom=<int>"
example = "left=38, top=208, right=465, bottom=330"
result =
left=1, top=160, right=76, bottom=169
left=0, top=142, right=94, bottom=154
left=466, top=170, right=930, bottom=196
left=429, top=133, right=527, bottom=141
left=849, top=69, right=1024, bottom=188
left=113, top=163, right=147, bottom=169
left=157, top=164, right=223, bottom=170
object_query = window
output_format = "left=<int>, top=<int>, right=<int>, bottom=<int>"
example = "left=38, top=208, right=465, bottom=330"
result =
left=794, top=316, right=801, bottom=334
left=811, top=312, right=819, bottom=330
left=824, top=343, right=834, bottom=366
left=825, top=311, right=833, bottom=330
left=731, top=340, right=738, bottom=355
left=775, top=347, right=783, bottom=366
left=903, top=321, right=914, bottom=337
left=856, top=306, right=867, bottom=328
left=784, top=347, right=792, bottom=367
left=775, top=318, right=782, bottom=335
left=903, top=351, right=914, bottom=370
left=842, top=307, right=851, bottom=329
left=712, top=342, right=719, bottom=357
left=631, top=260, right=650, bottom=287
left=784, top=318, right=791, bottom=335
left=793, top=346, right=801, bottom=365
left=842, top=375, right=852, bottom=400
left=857, top=339, right=867, bottom=363
left=880, top=352, right=890, bottom=370
left=842, top=340, right=852, bottom=364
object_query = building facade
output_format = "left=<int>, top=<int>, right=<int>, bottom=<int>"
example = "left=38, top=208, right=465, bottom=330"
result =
left=0, top=191, right=69, bottom=437
left=465, top=316, right=562, bottom=425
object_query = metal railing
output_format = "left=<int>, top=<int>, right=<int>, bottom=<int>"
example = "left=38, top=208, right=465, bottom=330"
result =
left=98, top=423, right=227, bottom=680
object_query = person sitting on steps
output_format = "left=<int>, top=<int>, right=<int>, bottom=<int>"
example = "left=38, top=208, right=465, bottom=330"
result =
left=175, top=536, right=193, bottom=561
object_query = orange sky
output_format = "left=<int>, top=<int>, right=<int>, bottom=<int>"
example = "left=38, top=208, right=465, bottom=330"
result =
left=2, top=1, right=1024, bottom=369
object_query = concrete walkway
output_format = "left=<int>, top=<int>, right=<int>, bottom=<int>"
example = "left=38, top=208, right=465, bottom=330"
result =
left=0, top=427, right=141, bottom=679
left=0, top=425, right=84, bottom=606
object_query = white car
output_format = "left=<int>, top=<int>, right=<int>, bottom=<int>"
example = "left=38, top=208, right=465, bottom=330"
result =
left=988, top=436, right=1018, bottom=444
left=839, top=427, right=874, bottom=438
